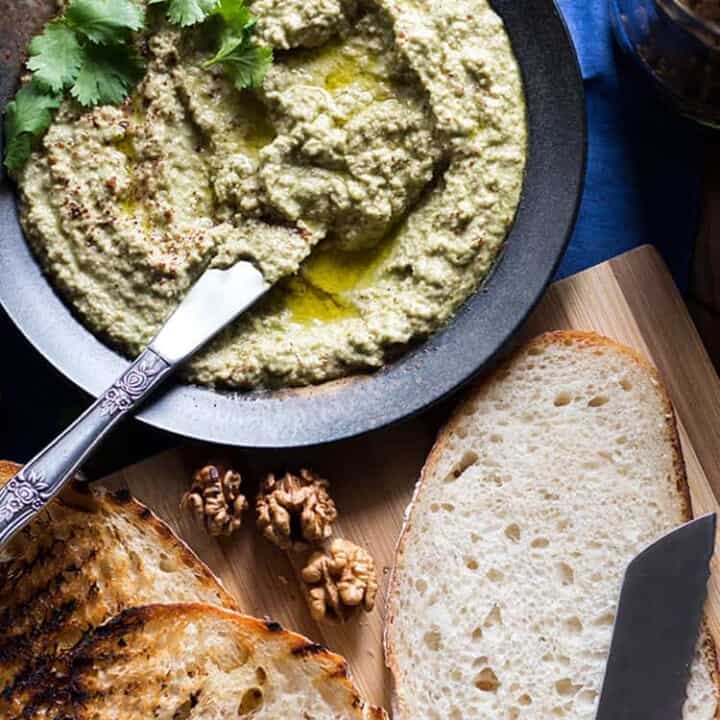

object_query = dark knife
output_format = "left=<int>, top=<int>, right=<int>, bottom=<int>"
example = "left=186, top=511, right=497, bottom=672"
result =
left=595, top=513, right=716, bottom=720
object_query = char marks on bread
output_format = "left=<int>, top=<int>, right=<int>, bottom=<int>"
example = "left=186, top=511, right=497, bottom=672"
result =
left=0, top=462, right=387, bottom=719
left=0, top=461, right=237, bottom=716
left=15, top=603, right=388, bottom=719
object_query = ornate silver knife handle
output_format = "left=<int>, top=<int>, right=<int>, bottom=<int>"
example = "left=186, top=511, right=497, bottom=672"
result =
left=0, top=349, right=172, bottom=546
left=0, top=259, right=269, bottom=549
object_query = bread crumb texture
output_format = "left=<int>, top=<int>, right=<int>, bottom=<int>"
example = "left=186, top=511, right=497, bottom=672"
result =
left=68, top=604, right=386, bottom=720
left=0, top=479, right=237, bottom=714
left=386, top=332, right=719, bottom=720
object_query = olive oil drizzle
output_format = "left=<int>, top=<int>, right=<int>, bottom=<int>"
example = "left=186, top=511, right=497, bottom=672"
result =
left=278, top=39, right=402, bottom=324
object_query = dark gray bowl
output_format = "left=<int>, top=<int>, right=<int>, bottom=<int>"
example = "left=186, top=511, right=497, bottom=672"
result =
left=0, top=0, right=586, bottom=448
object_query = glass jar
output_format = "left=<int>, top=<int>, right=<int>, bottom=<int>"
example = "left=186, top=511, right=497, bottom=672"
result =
left=610, top=0, right=720, bottom=127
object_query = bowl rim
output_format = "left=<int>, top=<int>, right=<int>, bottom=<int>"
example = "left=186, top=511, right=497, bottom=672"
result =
left=0, top=0, right=587, bottom=448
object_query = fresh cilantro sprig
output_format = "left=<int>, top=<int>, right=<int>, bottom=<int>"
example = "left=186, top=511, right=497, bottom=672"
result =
left=152, top=0, right=273, bottom=89
left=27, top=0, right=145, bottom=107
left=71, top=44, right=145, bottom=106
left=148, top=0, right=220, bottom=28
left=65, top=0, right=145, bottom=44
left=3, top=82, right=63, bottom=172
left=4, top=0, right=145, bottom=171
left=4, top=0, right=272, bottom=172
left=26, top=22, right=84, bottom=93
left=204, top=0, right=273, bottom=90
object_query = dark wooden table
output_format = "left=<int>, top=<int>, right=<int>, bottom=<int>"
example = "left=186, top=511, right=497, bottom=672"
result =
left=690, top=139, right=720, bottom=369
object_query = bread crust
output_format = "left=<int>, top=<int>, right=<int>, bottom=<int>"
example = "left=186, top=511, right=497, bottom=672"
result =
left=0, top=461, right=22, bottom=482
left=0, top=460, right=237, bottom=609
left=384, top=331, right=719, bottom=719
left=0, top=461, right=238, bottom=716
left=68, top=603, right=387, bottom=719
left=0, top=464, right=387, bottom=719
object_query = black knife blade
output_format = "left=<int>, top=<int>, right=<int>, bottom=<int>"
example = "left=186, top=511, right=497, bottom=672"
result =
left=595, top=513, right=716, bottom=720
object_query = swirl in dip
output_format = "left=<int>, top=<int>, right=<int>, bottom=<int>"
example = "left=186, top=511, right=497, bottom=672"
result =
left=18, top=0, right=527, bottom=389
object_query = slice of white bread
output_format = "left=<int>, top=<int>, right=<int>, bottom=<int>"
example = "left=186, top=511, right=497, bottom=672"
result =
left=0, top=461, right=238, bottom=715
left=385, top=331, right=720, bottom=719
left=25, top=603, right=387, bottom=719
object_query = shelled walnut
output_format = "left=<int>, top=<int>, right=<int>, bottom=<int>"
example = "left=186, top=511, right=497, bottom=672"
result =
left=301, top=539, right=378, bottom=624
left=181, top=464, right=248, bottom=537
left=256, top=469, right=337, bottom=551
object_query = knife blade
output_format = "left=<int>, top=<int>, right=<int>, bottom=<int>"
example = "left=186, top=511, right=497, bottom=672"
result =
left=595, top=513, right=716, bottom=720
left=150, top=260, right=269, bottom=364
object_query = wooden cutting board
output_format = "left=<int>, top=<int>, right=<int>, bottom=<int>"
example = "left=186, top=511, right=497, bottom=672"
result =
left=100, top=244, right=720, bottom=711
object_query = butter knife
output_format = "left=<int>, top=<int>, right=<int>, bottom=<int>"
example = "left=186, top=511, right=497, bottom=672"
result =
left=0, top=261, right=268, bottom=548
left=595, top=513, right=716, bottom=720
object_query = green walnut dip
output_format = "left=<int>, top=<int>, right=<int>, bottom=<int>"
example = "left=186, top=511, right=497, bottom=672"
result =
left=18, top=0, right=527, bottom=389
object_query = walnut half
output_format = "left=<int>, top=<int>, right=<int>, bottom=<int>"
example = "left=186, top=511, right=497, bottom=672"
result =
left=256, top=469, right=338, bottom=552
left=301, top=539, right=378, bottom=624
left=181, top=464, right=249, bottom=537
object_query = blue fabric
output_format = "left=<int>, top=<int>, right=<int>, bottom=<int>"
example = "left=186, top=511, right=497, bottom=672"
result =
left=554, top=0, right=704, bottom=289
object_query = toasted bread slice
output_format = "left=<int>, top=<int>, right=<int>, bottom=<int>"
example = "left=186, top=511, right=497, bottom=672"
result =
left=0, top=461, right=237, bottom=714
left=20, top=603, right=387, bottom=719
left=385, top=332, right=719, bottom=719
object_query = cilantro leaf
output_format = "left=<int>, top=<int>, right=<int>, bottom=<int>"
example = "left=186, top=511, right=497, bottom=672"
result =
left=204, top=2, right=256, bottom=66
left=215, top=41, right=273, bottom=90
left=215, top=0, right=253, bottom=29
left=149, top=0, right=220, bottom=27
left=204, top=25, right=248, bottom=66
left=66, top=0, right=145, bottom=44
left=4, top=0, right=149, bottom=171
left=148, top=0, right=272, bottom=88
left=4, top=82, right=63, bottom=171
left=6, top=82, right=63, bottom=137
left=203, top=0, right=271, bottom=90
left=71, top=44, right=144, bottom=106
left=27, top=20, right=84, bottom=92
left=4, top=133, right=33, bottom=173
